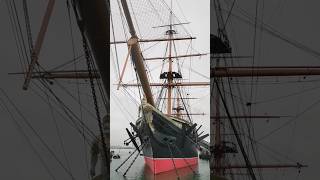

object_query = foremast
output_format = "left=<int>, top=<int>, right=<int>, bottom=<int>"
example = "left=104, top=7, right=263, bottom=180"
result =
left=120, top=0, right=205, bottom=117
left=120, top=0, right=155, bottom=106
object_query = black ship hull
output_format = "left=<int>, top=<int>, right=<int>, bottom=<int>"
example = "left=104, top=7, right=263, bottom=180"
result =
left=135, top=104, right=199, bottom=174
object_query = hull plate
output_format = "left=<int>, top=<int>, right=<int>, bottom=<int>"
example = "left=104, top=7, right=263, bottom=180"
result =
left=144, top=156, right=198, bottom=174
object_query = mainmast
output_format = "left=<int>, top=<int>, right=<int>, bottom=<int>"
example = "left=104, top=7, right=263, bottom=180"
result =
left=120, top=0, right=155, bottom=106
left=167, top=9, right=174, bottom=115
left=164, top=2, right=186, bottom=117
left=214, top=59, right=222, bottom=175
left=212, top=0, right=226, bottom=177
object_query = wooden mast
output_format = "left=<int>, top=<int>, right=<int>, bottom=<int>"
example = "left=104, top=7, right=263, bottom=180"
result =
left=212, top=66, right=320, bottom=77
left=120, top=0, right=155, bottom=106
left=167, top=18, right=174, bottom=115
left=110, top=37, right=196, bottom=44
left=212, top=0, right=229, bottom=177
left=214, top=59, right=223, bottom=176
left=22, top=0, right=55, bottom=90
left=14, top=67, right=320, bottom=79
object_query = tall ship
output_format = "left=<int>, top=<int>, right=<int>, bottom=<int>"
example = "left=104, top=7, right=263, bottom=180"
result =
left=110, top=0, right=210, bottom=175
left=4, top=0, right=319, bottom=179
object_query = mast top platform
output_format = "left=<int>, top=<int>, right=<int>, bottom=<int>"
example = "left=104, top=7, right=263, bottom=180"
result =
left=152, top=22, right=190, bottom=28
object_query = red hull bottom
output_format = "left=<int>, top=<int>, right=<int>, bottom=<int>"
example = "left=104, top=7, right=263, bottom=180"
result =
left=144, top=156, right=198, bottom=174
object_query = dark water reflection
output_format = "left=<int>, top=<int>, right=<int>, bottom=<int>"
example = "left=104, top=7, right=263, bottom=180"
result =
left=111, top=149, right=209, bottom=180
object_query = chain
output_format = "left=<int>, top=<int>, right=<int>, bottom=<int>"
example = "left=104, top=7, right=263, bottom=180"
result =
left=81, top=34, right=109, bottom=169
left=123, top=143, right=145, bottom=176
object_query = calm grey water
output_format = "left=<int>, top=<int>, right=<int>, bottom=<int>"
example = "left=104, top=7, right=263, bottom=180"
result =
left=110, top=149, right=210, bottom=180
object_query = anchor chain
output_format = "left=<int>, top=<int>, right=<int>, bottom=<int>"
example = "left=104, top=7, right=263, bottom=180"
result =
left=81, top=33, right=109, bottom=171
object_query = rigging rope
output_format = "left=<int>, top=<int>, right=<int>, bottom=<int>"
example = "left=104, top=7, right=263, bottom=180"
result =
left=31, top=80, right=97, bottom=142
left=45, top=90, right=73, bottom=174
left=167, top=142, right=181, bottom=180
left=258, top=95, right=320, bottom=141
left=66, top=1, right=90, bottom=177
left=0, top=88, right=77, bottom=180
left=0, top=96, right=57, bottom=180
left=5, top=0, right=29, bottom=72
left=229, top=5, right=320, bottom=60
left=172, top=144, right=197, bottom=175
left=22, top=0, right=33, bottom=54
left=110, top=2, right=121, bottom=79
left=30, top=83, right=95, bottom=144
left=213, top=78, right=257, bottom=180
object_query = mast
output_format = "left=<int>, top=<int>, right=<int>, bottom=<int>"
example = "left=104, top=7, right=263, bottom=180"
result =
left=214, top=60, right=222, bottom=176
left=166, top=1, right=182, bottom=117
left=167, top=16, right=174, bottom=115
left=212, top=0, right=225, bottom=176
left=212, top=0, right=257, bottom=179
left=120, top=0, right=155, bottom=106
left=22, top=0, right=55, bottom=90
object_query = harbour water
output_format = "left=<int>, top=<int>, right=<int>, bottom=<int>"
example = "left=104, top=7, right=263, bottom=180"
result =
left=111, top=149, right=210, bottom=180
